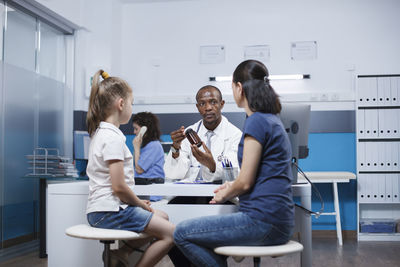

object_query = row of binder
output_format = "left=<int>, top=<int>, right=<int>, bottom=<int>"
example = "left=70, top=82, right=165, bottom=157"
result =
left=358, top=173, right=400, bottom=203
left=357, top=76, right=400, bottom=107
left=357, top=108, right=400, bottom=138
left=357, top=142, right=399, bottom=171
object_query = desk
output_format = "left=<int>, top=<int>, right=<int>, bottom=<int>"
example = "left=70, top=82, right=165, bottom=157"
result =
left=23, top=176, right=84, bottom=258
left=47, top=181, right=311, bottom=267
left=134, top=182, right=312, bottom=267
left=298, top=171, right=356, bottom=246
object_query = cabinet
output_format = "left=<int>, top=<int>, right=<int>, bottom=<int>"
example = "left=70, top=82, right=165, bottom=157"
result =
left=356, top=75, right=400, bottom=241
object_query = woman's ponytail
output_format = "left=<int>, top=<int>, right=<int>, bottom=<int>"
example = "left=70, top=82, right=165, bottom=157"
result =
left=86, top=70, right=104, bottom=136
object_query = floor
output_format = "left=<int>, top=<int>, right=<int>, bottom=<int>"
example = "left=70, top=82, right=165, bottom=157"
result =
left=1, top=236, right=400, bottom=267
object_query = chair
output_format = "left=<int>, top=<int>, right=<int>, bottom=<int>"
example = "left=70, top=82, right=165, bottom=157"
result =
left=65, top=224, right=149, bottom=267
left=214, top=240, right=303, bottom=267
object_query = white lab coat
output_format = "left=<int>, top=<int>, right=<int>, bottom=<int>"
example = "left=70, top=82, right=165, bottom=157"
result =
left=164, top=116, right=242, bottom=182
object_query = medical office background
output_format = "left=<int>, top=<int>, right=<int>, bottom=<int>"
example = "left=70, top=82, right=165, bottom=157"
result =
left=0, top=0, right=399, bottom=255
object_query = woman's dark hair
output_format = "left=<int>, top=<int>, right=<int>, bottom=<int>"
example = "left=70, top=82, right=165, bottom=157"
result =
left=232, top=60, right=281, bottom=114
left=132, top=112, right=161, bottom=147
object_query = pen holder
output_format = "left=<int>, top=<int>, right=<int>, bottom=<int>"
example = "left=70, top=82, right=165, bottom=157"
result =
left=223, top=167, right=238, bottom=183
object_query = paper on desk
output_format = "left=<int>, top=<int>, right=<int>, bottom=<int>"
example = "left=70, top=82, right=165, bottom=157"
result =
left=173, top=178, right=212, bottom=184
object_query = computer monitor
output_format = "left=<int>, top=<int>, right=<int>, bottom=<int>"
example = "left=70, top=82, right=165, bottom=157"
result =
left=73, top=131, right=90, bottom=160
left=279, top=103, right=311, bottom=184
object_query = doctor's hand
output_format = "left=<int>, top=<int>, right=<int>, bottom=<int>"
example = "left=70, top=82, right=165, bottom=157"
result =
left=140, top=199, right=154, bottom=213
left=191, top=142, right=216, bottom=173
left=170, top=126, right=185, bottom=150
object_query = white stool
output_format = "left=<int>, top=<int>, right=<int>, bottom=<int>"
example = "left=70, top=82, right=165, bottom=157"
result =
left=214, top=240, right=303, bottom=267
left=65, top=224, right=149, bottom=267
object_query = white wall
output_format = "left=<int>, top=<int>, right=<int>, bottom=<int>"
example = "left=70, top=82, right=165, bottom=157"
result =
left=37, top=0, right=400, bottom=113
left=120, top=0, right=400, bottom=112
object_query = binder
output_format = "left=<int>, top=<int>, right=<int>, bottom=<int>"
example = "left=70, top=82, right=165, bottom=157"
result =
left=384, top=142, right=392, bottom=171
left=385, top=174, right=393, bottom=203
left=390, top=77, right=399, bottom=106
left=392, top=174, right=399, bottom=203
left=358, top=142, right=366, bottom=171
left=364, top=142, right=373, bottom=171
left=357, top=78, right=368, bottom=106
left=357, top=109, right=365, bottom=138
left=364, top=109, right=373, bottom=138
left=378, top=109, right=386, bottom=138
left=377, top=78, right=386, bottom=106
left=358, top=173, right=366, bottom=202
left=371, top=142, right=379, bottom=170
left=378, top=141, right=386, bottom=171
left=367, top=174, right=374, bottom=202
left=395, top=143, right=400, bottom=171
left=368, top=77, right=378, bottom=106
left=371, top=109, right=379, bottom=137
left=378, top=77, right=392, bottom=106
left=378, top=173, right=386, bottom=203
left=392, top=109, right=400, bottom=138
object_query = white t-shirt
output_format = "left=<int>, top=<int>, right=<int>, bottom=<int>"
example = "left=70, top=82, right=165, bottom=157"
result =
left=86, top=121, right=135, bottom=214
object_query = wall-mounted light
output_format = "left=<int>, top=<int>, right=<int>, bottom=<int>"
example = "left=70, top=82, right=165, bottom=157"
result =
left=209, top=74, right=310, bottom=82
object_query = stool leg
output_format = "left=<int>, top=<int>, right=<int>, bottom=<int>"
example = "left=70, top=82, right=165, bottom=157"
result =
left=101, top=240, right=114, bottom=267
left=253, top=257, right=260, bottom=267
left=333, top=182, right=343, bottom=246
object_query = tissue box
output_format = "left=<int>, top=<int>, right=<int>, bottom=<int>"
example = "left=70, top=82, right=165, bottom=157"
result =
left=360, top=219, right=396, bottom=233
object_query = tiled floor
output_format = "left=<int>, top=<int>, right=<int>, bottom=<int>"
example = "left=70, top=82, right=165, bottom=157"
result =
left=2, top=236, right=400, bottom=267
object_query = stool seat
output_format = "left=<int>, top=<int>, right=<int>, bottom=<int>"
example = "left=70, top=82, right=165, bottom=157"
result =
left=214, top=240, right=303, bottom=258
left=66, top=224, right=148, bottom=241
left=66, top=224, right=150, bottom=267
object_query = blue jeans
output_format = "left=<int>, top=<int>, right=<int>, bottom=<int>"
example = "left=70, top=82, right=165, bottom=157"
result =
left=87, top=206, right=153, bottom=233
left=174, top=212, right=293, bottom=267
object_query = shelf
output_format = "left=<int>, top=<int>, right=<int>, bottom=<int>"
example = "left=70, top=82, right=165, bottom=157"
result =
left=358, top=233, right=400, bottom=241
left=358, top=106, right=400, bottom=110
left=358, top=138, right=400, bottom=142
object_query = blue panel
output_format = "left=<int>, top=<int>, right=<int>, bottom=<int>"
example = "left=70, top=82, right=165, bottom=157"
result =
left=3, top=202, right=35, bottom=240
left=298, top=133, right=357, bottom=230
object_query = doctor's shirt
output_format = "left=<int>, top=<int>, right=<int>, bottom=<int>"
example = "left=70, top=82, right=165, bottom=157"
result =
left=164, top=116, right=242, bottom=182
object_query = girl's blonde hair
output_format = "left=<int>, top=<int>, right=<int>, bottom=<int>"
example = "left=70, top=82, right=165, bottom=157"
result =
left=86, top=70, right=132, bottom=136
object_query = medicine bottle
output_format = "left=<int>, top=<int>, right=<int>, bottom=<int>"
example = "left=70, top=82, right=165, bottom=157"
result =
left=185, top=128, right=202, bottom=147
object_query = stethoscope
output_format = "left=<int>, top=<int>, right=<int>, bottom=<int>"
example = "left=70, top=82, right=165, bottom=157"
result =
left=194, top=121, right=225, bottom=162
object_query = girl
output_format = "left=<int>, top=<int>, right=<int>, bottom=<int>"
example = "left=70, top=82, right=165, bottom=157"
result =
left=174, top=60, right=295, bottom=267
left=86, top=70, right=175, bottom=267
left=132, top=112, right=165, bottom=185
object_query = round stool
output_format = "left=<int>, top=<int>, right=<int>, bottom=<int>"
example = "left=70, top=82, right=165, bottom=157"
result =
left=214, top=240, right=303, bottom=267
left=66, top=224, right=149, bottom=267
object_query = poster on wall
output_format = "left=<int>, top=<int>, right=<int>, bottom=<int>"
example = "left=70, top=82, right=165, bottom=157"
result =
left=291, top=41, right=317, bottom=60
left=244, top=45, right=270, bottom=62
left=200, top=45, right=225, bottom=64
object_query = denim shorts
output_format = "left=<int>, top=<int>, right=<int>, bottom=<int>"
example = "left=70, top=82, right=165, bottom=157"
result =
left=87, top=206, right=153, bottom=233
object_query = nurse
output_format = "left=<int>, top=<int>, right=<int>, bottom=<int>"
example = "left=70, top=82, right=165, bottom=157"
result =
left=164, top=85, right=242, bottom=183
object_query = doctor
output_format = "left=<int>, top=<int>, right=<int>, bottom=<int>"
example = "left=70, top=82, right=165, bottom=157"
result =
left=164, top=85, right=242, bottom=182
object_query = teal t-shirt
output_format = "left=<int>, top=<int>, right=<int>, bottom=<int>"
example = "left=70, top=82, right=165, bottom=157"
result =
left=238, top=112, right=294, bottom=226
left=135, top=141, right=165, bottom=179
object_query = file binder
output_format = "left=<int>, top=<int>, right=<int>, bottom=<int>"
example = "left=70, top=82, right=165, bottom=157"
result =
left=378, top=173, right=385, bottom=203
left=358, top=142, right=366, bottom=171
left=378, top=77, right=392, bottom=106
left=385, top=174, right=393, bottom=203
left=392, top=174, right=399, bottom=203
left=378, top=142, right=386, bottom=171
left=390, top=77, right=399, bottom=106
left=357, top=109, right=365, bottom=138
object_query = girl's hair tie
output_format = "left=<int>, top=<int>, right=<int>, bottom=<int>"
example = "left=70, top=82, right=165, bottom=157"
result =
left=101, top=71, right=110, bottom=79
left=264, top=76, right=270, bottom=84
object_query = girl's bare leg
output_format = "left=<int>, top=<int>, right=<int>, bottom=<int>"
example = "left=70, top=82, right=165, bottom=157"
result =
left=136, top=210, right=175, bottom=267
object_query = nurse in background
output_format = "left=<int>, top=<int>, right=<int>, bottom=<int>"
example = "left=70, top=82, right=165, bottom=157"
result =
left=132, top=112, right=165, bottom=184
left=164, top=85, right=242, bottom=183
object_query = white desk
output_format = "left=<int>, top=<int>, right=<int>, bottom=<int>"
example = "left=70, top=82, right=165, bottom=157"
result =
left=298, top=171, right=356, bottom=246
left=134, top=182, right=312, bottom=267
left=48, top=181, right=311, bottom=267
